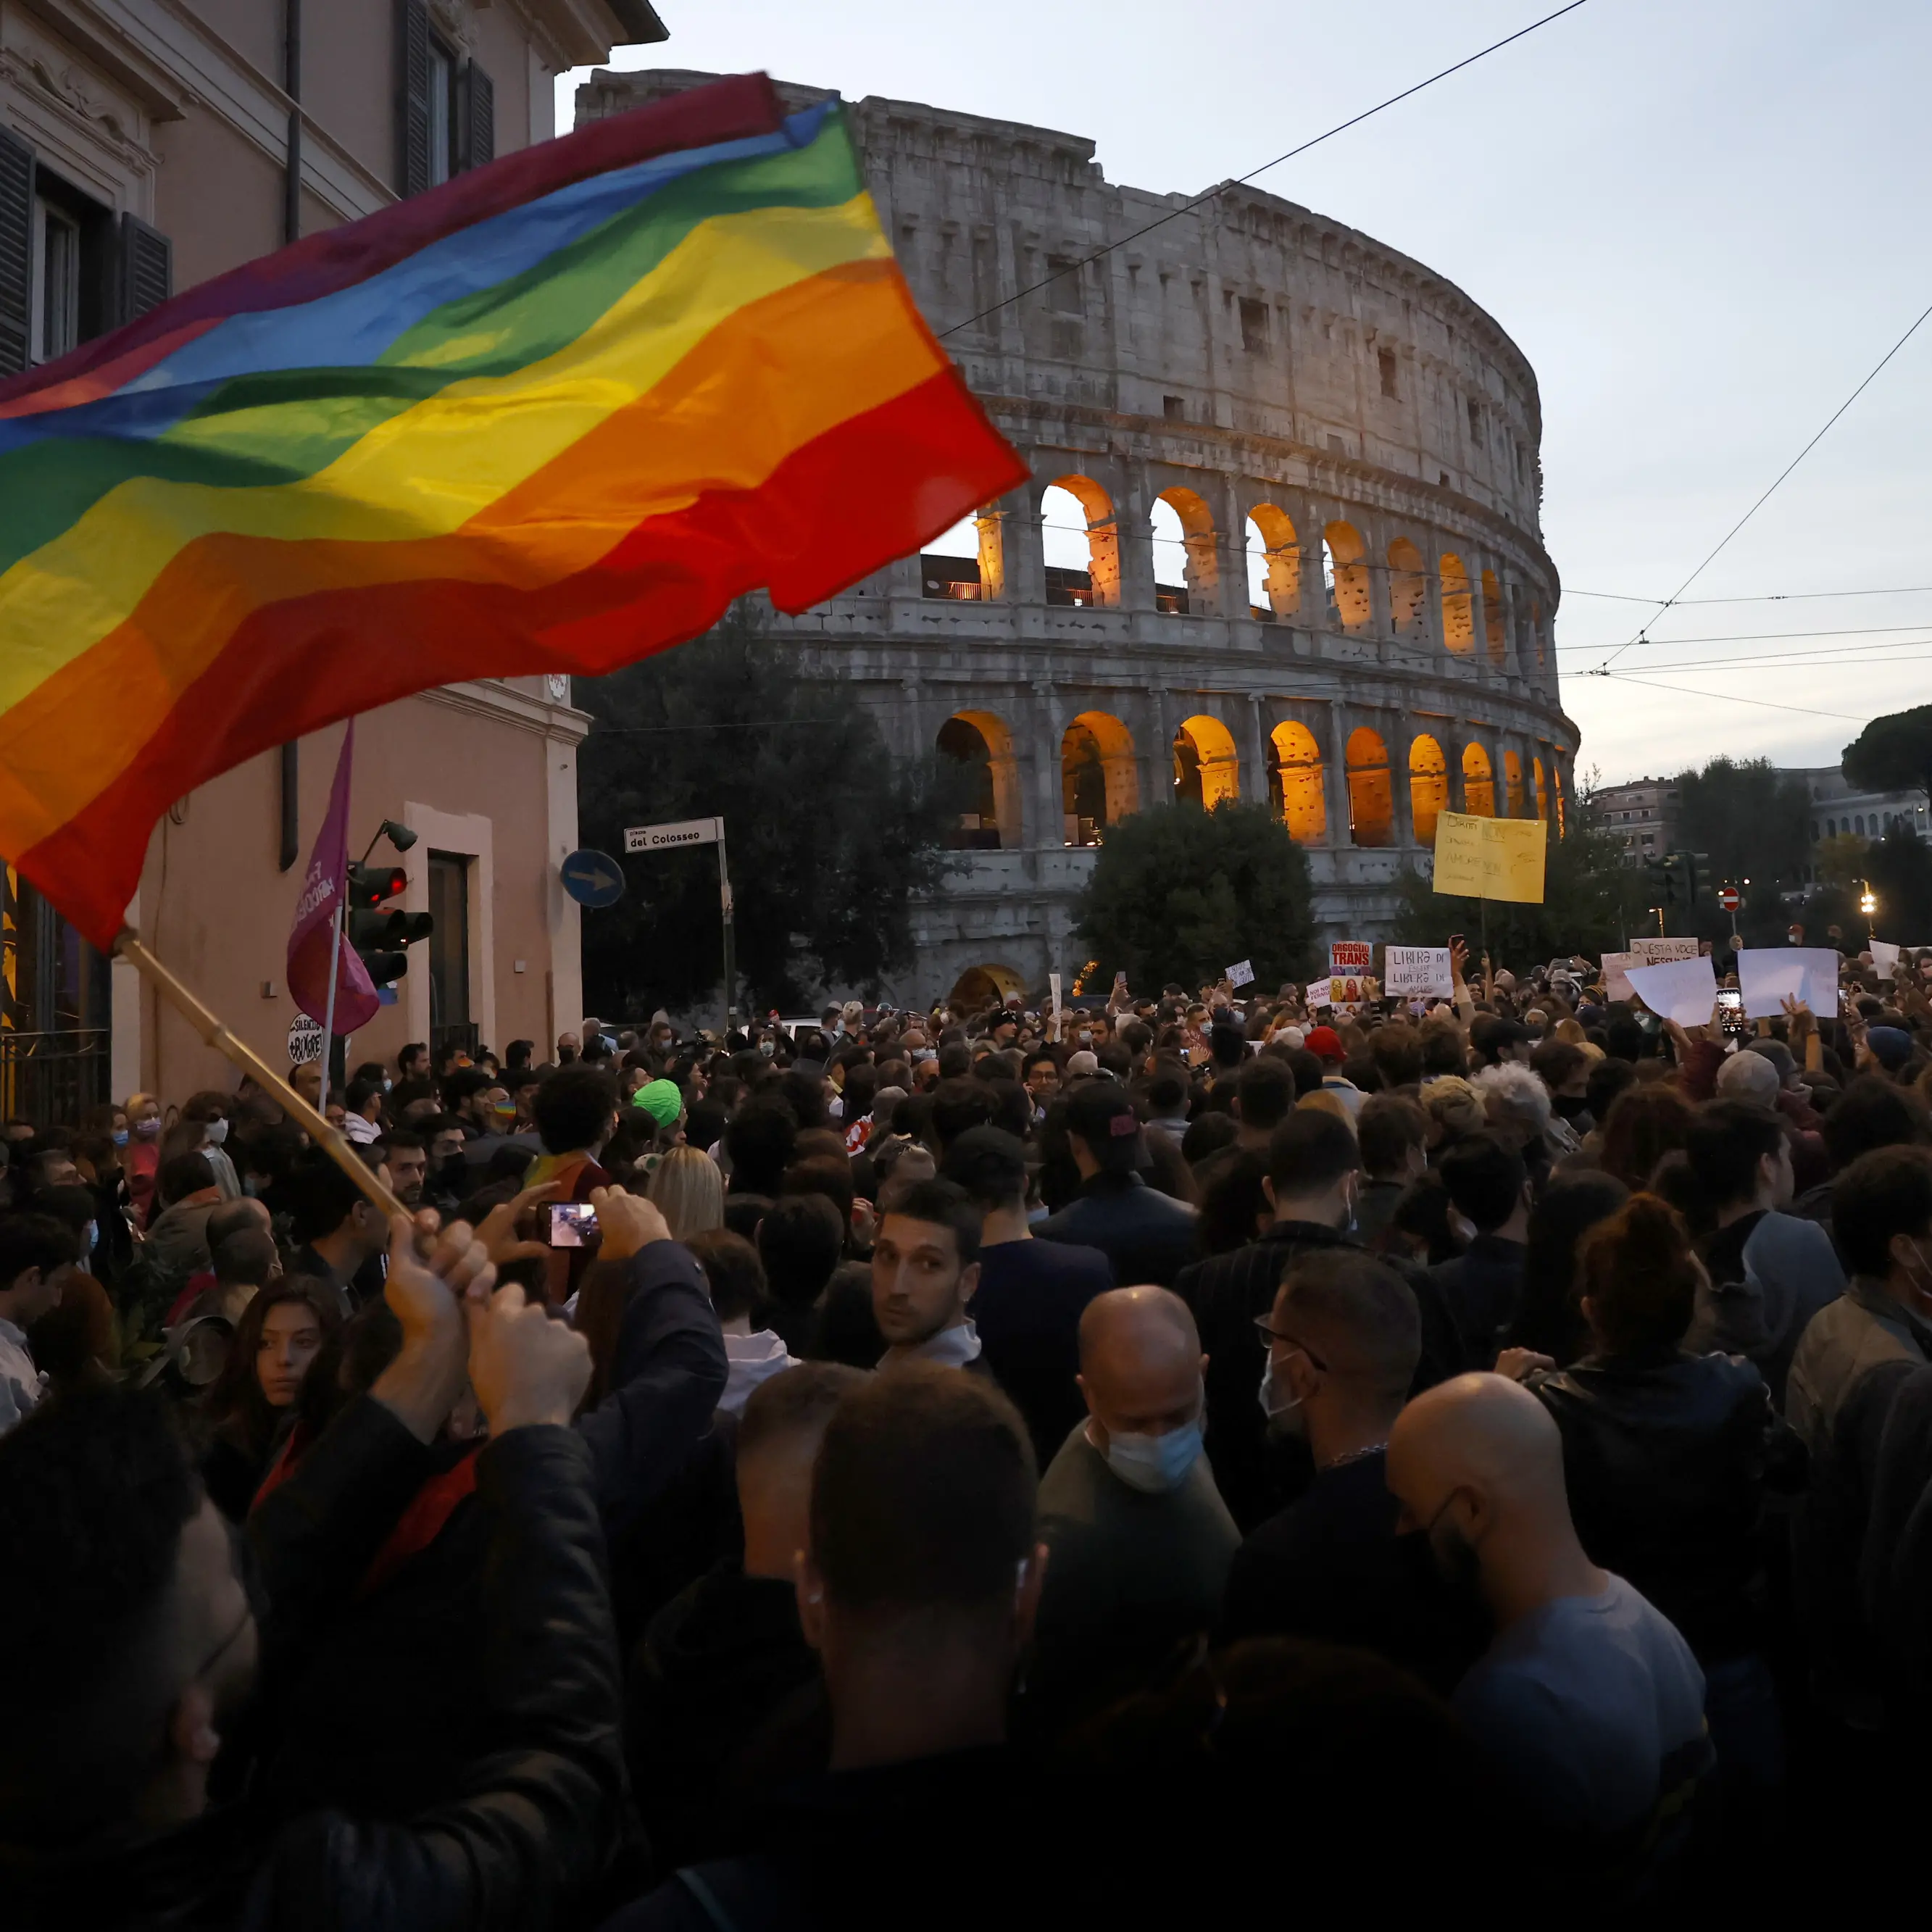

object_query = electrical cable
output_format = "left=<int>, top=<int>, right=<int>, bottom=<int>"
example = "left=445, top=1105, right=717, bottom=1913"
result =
left=1566, top=582, right=1932, bottom=607
left=1596, top=294, right=1932, bottom=670
left=1589, top=672, right=1869, bottom=724
left=936, top=1, right=1594, bottom=342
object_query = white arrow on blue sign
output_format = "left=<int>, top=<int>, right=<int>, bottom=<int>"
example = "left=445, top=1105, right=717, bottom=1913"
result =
left=560, top=849, right=625, bottom=909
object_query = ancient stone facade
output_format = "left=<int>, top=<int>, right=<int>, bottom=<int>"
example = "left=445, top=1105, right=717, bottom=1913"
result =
left=581, top=70, right=1580, bottom=1007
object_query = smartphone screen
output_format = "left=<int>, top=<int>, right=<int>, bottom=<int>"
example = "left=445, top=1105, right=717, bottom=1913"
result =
left=546, top=1202, right=599, bottom=1248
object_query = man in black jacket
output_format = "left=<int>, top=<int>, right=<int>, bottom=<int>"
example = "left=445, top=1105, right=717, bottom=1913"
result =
left=1428, top=1132, right=1531, bottom=1367
left=1176, top=1111, right=1462, bottom=1531
left=1037, top=1083, right=1197, bottom=1288
left=0, top=1212, right=623, bottom=1931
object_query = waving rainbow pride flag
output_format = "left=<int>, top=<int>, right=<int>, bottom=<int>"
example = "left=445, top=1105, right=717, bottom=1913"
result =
left=0, top=73, right=1025, bottom=949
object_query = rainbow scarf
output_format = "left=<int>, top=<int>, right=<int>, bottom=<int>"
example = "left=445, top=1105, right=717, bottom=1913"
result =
left=0, top=74, right=1025, bottom=948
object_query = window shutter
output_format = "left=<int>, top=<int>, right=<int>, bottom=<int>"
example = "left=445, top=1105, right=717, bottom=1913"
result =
left=114, top=213, right=172, bottom=328
left=461, top=61, right=494, bottom=171
left=0, top=126, right=33, bottom=378
left=396, top=0, right=431, bottom=196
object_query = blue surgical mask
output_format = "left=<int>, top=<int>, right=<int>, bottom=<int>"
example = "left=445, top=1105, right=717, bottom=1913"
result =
left=112, top=1129, right=129, bottom=1148
left=83, top=1221, right=98, bottom=1254
left=1102, top=1413, right=1205, bottom=1494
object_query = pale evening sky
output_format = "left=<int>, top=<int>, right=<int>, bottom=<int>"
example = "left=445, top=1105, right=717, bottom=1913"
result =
left=561, top=1, right=1932, bottom=788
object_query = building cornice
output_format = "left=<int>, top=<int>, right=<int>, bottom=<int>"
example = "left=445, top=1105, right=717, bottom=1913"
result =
left=415, top=678, right=593, bottom=746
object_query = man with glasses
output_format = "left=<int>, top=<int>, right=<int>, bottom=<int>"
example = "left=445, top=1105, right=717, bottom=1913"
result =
left=1221, top=1252, right=1481, bottom=1694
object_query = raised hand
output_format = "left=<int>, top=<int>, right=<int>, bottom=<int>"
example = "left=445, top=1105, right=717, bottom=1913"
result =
left=467, top=1281, right=592, bottom=1434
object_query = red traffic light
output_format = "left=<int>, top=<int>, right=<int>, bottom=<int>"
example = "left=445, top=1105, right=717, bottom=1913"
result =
left=347, top=863, right=407, bottom=908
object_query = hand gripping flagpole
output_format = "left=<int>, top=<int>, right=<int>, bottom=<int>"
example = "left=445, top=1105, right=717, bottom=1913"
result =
left=114, top=928, right=407, bottom=1223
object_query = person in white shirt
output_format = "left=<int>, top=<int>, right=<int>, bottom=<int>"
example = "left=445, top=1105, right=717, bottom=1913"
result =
left=341, top=1078, right=386, bottom=1146
left=0, top=1213, right=82, bottom=1437
left=686, top=1228, right=799, bottom=1415
left=872, top=1179, right=984, bottom=1372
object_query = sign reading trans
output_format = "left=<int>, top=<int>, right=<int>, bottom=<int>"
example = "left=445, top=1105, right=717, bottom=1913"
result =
left=626, top=817, right=723, bottom=854
left=559, top=849, right=625, bottom=909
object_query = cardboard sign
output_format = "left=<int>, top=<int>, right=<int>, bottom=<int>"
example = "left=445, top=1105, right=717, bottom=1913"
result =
left=1737, top=948, right=1841, bottom=1021
left=1632, top=936, right=1700, bottom=966
left=1226, top=959, right=1256, bottom=988
left=1431, top=812, right=1547, bottom=904
left=1601, top=951, right=1640, bottom=1002
left=1328, top=942, right=1372, bottom=1013
left=1383, top=945, right=1453, bottom=998
left=1625, top=954, right=1718, bottom=1025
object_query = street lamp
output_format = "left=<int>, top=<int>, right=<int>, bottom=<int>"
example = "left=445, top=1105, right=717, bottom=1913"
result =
left=1860, top=882, right=1878, bottom=945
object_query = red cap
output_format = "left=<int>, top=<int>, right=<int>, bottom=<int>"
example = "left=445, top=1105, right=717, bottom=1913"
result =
left=1304, top=1024, right=1346, bottom=1065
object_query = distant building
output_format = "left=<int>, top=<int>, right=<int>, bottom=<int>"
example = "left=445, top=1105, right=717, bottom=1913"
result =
left=1594, top=777, right=1681, bottom=860
left=1796, top=765, right=1929, bottom=881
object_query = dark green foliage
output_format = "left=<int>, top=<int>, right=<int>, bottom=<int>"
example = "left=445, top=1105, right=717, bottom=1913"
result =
left=1671, top=757, right=1812, bottom=901
left=1844, top=707, right=1932, bottom=806
left=1075, top=799, right=1315, bottom=991
left=575, top=605, right=962, bottom=1015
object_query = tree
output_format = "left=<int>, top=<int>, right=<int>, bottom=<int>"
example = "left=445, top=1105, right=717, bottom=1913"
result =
left=1670, top=756, right=1812, bottom=906
left=1844, top=705, right=1932, bottom=807
left=1075, top=800, right=1315, bottom=992
left=1390, top=807, right=1641, bottom=964
left=575, top=604, right=963, bottom=1016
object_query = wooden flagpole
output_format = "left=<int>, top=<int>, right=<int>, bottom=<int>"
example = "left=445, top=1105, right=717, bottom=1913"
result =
left=114, top=928, right=408, bottom=1223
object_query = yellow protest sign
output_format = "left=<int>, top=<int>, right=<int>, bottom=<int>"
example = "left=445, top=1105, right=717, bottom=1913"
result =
left=1431, top=812, right=1547, bottom=904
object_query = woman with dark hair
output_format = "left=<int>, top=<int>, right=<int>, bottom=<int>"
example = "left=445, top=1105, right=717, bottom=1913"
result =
left=199, top=1277, right=341, bottom=1520
left=1506, top=1194, right=1794, bottom=1802
left=1504, top=1170, right=1629, bottom=1366
left=1596, top=1083, right=1696, bottom=1192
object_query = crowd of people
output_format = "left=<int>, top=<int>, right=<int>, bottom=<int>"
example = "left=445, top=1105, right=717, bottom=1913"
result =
left=4, top=938, right=1932, bottom=1921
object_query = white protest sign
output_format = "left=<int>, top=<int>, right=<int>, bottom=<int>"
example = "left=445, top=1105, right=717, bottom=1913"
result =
left=1625, top=954, right=1718, bottom=1025
left=1226, top=959, right=1256, bottom=988
left=1600, top=951, right=1639, bottom=1002
left=1871, top=939, right=1901, bottom=979
left=1383, top=945, right=1453, bottom=998
left=1048, top=972, right=1062, bottom=1020
left=1306, top=980, right=1331, bottom=1011
left=1633, top=936, right=1700, bottom=966
left=1737, top=947, right=1840, bottom=1021
left=286, top=1013, right=325, bottom=1068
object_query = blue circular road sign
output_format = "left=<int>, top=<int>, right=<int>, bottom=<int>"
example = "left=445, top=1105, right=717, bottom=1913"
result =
left=560, top=849, right=625, bottom=909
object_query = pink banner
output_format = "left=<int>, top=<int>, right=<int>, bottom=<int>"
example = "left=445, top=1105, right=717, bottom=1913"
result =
left=286, top=723, right=378, bottom=1035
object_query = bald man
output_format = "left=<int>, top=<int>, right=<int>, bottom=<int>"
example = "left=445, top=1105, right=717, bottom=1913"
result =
left=1387, top=1375, right=1712, bottom=1860
left=1030, top=1287, right=1239, bottom=1725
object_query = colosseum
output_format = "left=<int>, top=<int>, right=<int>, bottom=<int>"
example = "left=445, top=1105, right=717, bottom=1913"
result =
left=580, top=70, right=1580, bottom=1008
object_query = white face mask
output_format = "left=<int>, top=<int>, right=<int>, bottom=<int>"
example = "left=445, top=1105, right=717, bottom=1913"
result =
left=204, top=1118, right=229, bottom=1146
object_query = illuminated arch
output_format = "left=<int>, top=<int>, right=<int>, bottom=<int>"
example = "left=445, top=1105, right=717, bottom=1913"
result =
left=1269, top=720, right=1326, bottom=842
left=1439, top=552, right=1475, bottom=653
left=1503, top=749, right=1525, bottom=817
left=1062, top=711, right=1138, bottom=845
left=1482, top=567, right=1507, bottom=667
left=1324, top=521, right=1371, bottom=630
left=1246, top=504, right=1299, bottom=621
left=1041, top=475, right=1119, bottom=608
left=1388, top=536, right=1426, bottom=635
left=1346, top=726, right=1394, bottom=848
left=936, top=710, right=1021, bottom=850
left=1462, top=741, right=1495, bottom=817
left=1155, top=486, right=1219, bottom=615
left=1173, top=713, right=1241, bottom=809
left=1533, top=756, right=1549, bottom=821
left=1410, top=733, right=1449, bottom=848
left=950, top=964, right=1026, bottom=1008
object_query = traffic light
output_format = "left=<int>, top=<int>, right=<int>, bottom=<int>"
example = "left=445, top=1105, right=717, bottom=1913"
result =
left=1644, top=857, right=1677, bottom=907
left=1681, top=851, right=1709, bottom=904
left=346, top=863, right=432, bottom=985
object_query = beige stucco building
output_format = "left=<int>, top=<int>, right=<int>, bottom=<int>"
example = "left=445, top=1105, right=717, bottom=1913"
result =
left=0, top=0, right=665, bottom=1117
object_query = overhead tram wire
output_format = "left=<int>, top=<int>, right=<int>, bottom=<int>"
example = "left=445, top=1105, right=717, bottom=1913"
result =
left=1591, top=672, right=1870, bottom=725
left=933, top=0, right=1594, bottom=343
left=1593, top=293, right=1932, bottom=673
left=1567, top=582, right=1932, bottom=607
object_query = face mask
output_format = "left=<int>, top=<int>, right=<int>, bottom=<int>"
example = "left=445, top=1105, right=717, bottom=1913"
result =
left=382, top=1078, right=393, bottom=1094
left=134, top=1119, right=160, bottom=1138
left=112, top=1129, right=129, bottom=1148
left=1104, top=1417, right=1204, bottom=1494
left=1258, top=1353, right=1309, bottom=1438
left=83, top=1222, right=98, bottom=1254
left=759, top=1040, right=776, bottom=1058
left=243, top=1178, right=263, bottom=1199
left=204, top=1117, right=229, bottom=1146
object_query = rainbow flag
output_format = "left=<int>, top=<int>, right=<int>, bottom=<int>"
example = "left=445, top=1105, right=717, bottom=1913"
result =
left=0, top=74, right=1025, bottom=949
